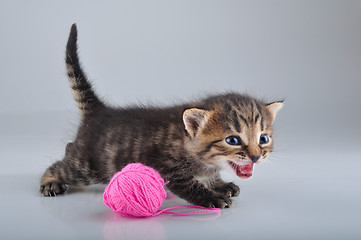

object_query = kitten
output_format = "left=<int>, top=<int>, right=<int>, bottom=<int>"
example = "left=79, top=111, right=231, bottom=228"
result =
left=40, top=24, right=283, bottom=208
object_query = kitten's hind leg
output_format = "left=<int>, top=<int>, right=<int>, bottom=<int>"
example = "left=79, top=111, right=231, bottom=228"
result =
left=40, top=143, right=99, bottom=197
left=40, top=142, right=74, bottom=196
left=40, top=158, right=99, bottom=197
left=40, top=160, right=69, bottom=197
left=40, top=161, right=67, bottom=197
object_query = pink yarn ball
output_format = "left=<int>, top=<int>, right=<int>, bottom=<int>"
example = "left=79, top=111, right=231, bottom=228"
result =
left=103, top=163, right=167, bottom=218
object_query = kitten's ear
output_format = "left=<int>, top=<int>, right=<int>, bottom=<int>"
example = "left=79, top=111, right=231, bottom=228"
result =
left=183, top=108, right=209, bottom=138
left=266, top=101, right=283, bottom=122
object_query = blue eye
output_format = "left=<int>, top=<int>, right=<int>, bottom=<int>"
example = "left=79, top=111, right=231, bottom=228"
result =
left=259, top=135, right=269, bottom=144
left=226, top=136, right=241, bottom=146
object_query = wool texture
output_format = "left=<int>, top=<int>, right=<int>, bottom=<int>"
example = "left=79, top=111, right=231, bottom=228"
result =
left=103, top=163, right=167, bottom=217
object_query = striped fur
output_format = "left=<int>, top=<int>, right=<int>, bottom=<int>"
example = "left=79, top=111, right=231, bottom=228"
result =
left=65, top=24, right=104, bottom=116
left=40, top=24, right=283, bottom=208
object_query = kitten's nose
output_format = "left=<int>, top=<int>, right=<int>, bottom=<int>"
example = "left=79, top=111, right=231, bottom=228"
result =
left=248, top=145, right=261, bottom=163
left=249, top=155, right=260, bottom=163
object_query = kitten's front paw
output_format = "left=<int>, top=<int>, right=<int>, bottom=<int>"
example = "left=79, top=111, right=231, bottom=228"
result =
left=226, top=182, right=240, bottom=197
left=214, top=182, right=240, bottom=198
left=206, top=193, right=233, bottom=209
left=40, top=182, right=67, bottom=197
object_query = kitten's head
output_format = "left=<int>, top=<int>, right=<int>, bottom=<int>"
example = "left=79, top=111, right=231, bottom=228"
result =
left=183, top=94, right=283, bottom=179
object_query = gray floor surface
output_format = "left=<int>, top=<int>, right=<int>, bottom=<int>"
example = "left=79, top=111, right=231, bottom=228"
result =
left=1, top=112, right=360, bottom=240
left=1, top=1, right=361, bottom=239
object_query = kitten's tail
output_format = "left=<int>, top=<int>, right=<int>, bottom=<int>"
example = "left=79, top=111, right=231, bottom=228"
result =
left=65, top=24, right=104, bottom=116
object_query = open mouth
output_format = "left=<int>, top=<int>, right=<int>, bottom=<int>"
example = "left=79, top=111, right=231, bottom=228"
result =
left=227, top=161, right=254, bottom=178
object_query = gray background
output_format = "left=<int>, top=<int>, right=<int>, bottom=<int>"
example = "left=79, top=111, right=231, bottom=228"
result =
left=1, top=0, right=360, bottom=239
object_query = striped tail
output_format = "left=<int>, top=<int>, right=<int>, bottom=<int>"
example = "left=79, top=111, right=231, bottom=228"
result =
left=66, top=24, right=104, bottom=116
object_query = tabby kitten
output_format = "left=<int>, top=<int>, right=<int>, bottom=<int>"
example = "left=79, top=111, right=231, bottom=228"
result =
left=40, top=24, right=283, bottom=208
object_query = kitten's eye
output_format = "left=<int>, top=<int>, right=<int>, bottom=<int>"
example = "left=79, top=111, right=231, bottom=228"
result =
left=259, top=134, right=269, bottom=144
left=225, top=136, right=241, bottom=146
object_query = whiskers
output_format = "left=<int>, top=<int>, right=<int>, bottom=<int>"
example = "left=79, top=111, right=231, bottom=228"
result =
left=265, top=152, right=291, bottom=168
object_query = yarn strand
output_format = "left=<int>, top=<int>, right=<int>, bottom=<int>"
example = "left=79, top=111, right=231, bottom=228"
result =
left=154, top=205, right=221, bottom=216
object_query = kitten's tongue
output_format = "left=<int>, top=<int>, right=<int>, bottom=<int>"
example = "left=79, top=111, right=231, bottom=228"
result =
left=228, top=161, right=254, bottom=178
